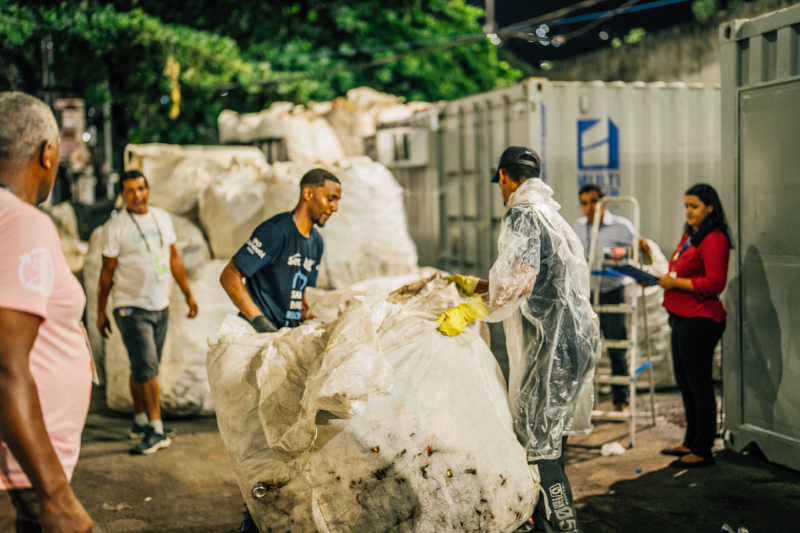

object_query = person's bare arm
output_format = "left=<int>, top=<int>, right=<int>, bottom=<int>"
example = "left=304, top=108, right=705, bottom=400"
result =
left=0, top=308, right=93, bottom=533
left=301, top=292, right=317, bottom=321
left=169, top=244, right=198, bottom=318
left=97, top=256, right=116, bottom=338
left=220, top=260, right=262, bottom=321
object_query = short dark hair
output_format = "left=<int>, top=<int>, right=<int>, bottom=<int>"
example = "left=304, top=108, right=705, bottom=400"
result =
left=578, top=183, right=605, bottom=198
left=119, top=170, right=149, bottom=193
left=501, top=163, right=539, bottom=183
left=300, top=168, right=340, bottom=190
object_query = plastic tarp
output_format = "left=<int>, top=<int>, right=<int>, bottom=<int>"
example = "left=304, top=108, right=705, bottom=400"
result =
left=124, top=143, right=267, bottom=218
left=480, top=178, right=601, bottom=461
left=263, top=158, right=419, bottom=289
left=207, top=275, right=537, bottom=533
left=83, top=215, right=211, bottom=389
left=105, top=260, right=235, bottom=415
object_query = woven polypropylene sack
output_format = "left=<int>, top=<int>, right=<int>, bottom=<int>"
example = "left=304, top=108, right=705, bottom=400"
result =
left=208, top=279, right=537, bottom=533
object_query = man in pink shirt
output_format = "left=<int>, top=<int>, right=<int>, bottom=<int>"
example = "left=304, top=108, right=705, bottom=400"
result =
left=0, top=92, right=93, bottom=532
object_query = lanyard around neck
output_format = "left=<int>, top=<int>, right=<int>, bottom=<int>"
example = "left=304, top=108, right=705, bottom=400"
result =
left=673, top=239, right=691, bottom=262
left=127, top=209, right=163, bottom=254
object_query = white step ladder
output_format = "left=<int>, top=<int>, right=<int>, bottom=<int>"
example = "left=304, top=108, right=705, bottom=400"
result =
left=586, top=196, right=657, bottom=447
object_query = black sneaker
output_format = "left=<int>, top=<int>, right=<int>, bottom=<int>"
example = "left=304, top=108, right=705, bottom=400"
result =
left=131, top=427, right=172, bottom=455
left=129, top=422, right=175, bottom=440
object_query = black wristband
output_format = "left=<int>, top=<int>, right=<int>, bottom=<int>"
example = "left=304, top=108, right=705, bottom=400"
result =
left=251, top=315, right=277, bottom=333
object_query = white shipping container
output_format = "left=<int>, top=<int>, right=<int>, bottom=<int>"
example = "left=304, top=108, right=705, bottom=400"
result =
left=388, top=78, right=721, bottom=277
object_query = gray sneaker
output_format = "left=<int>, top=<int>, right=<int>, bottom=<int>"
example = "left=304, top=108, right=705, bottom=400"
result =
left=132, top=427, right=171, bottom=455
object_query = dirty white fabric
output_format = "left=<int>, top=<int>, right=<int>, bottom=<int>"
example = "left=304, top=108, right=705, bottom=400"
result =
left=481, top=178, right=601, bottom=461
left=208, top=278, right=537, bottom=533
left=106, top=260, right=235, bottom=415
left=262, top=158, right=418, bottom=289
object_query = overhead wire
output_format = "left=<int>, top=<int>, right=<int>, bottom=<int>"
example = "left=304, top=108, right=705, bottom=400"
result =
left=553, top=0, right=644, bottom=42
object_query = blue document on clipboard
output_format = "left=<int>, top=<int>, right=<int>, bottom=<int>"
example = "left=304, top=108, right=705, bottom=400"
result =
left=606, top=264, right=660, bottom=286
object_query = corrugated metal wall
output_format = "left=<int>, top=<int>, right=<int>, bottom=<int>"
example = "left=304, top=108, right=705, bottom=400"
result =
left=720, top=4, right=800, bottom=472
left=437, top=81, right=545, bottom=277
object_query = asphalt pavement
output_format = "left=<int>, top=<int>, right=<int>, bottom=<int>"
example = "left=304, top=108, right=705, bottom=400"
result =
left=71, top=386, right=800, bottom=533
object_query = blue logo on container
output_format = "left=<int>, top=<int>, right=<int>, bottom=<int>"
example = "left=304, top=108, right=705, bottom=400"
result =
left=577, top=118, right=621, bottom=195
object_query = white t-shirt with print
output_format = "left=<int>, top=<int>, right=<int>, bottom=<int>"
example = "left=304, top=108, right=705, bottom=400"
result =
left=102, top=206, right=177, bottom=311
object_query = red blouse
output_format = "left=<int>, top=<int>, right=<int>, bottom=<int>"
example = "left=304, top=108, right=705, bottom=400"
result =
left=662, top=229, right=730, bottom=323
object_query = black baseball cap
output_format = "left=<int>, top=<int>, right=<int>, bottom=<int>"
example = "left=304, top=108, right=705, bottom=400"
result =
left=491, top=146, right=541, bottom=183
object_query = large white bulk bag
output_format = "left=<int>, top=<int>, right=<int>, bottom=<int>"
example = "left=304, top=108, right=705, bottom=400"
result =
left=323, top=99, right=377, bottom=157
left=106, top=260, right=235, bottom=415
left=207, top=278, right=537, bottom=533
left=322, top=157, right=419, bottom=287
left=309, top=115, right=347, bottom=164
left=198, top=168, right=269, bottom=259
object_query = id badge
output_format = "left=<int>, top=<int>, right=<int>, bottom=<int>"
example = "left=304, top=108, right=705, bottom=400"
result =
left=153, top=254, right=171, bottom=281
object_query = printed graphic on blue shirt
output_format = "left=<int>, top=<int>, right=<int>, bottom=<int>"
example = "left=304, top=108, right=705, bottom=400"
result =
left=232, top=212, right=323, bottom=328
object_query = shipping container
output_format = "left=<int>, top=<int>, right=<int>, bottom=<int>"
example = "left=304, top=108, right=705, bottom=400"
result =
left=379, top=78, right=721, bottom=278
left=719, top=3, right=800, bottom=472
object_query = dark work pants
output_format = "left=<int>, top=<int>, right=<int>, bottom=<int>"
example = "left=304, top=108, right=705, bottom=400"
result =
left=599, top=287, right=628, bottom=405
left=0, top=489, right=41, bottom=533
left=669, top=314, right=726, bottom=458
left=532, top=436, right=582, bottom=533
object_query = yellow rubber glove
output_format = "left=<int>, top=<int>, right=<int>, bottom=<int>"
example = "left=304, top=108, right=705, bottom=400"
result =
left=444, top=275, right=480, bottom=296
left=436, top=296, right=488, bottom=337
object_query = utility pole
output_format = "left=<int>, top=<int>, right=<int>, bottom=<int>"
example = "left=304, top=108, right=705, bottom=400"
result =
left=484, top=0, right=496, bottom=33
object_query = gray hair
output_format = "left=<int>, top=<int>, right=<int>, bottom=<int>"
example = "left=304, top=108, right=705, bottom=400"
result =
left=0, top=92, right=59, bottom=165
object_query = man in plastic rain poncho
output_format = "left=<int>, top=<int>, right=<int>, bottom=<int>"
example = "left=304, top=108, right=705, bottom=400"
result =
left=437, top=146, right=601, bottom=533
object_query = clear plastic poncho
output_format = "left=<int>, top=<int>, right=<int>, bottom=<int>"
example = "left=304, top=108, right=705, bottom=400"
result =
left=483, top=178, right=601, bottom=461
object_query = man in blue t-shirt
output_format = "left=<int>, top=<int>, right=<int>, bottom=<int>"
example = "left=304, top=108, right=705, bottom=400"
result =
left=220, top=168, right=341, bottom=334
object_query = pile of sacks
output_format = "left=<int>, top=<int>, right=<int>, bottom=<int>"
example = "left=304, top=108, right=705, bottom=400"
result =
left=218, top=87, right=432, bottom=161
left=208, top=274, right=537, bottom=533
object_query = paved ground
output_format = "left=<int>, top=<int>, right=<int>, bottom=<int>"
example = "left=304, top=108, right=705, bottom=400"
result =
left=72, top=385, right=800, bottom=533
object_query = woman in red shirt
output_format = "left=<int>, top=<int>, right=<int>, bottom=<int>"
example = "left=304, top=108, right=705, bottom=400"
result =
left=658, top=184, right=732, bottom=468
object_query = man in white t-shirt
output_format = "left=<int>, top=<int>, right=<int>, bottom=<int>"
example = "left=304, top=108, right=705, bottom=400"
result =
left=97, top=170, right=198, bottom=455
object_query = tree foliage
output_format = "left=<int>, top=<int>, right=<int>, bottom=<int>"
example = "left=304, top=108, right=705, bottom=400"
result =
left=0, top=0, right=521, bottom=147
